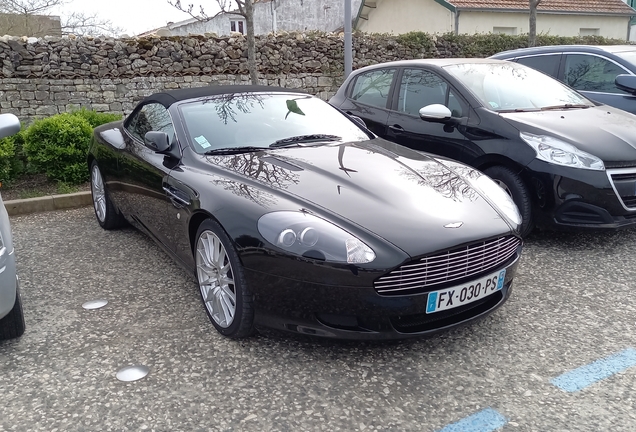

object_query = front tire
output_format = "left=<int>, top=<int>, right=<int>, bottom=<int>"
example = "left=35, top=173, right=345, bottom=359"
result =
left=90, top=161, right=125, bottom=230
left=0, top=284, right=25, bottom=340
left=194, top=219, right=254, bottom=338
left=483, top=165, right=534, bottom=237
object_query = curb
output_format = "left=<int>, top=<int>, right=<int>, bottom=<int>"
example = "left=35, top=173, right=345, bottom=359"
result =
left=4, top=191, right=92, bottom=216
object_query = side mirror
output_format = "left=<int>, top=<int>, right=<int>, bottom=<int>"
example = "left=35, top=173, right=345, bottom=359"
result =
left=615, top=74, right=636, bottom=95
left=419, top=104, right=453, bottom=123
left=144, top=131, right=171, bottom=153
left=0, top=113, right=21, bottom=139
left=348, top=114, right=367, bottom=130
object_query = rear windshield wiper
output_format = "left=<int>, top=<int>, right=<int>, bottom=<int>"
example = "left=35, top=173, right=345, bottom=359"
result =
left=203, top=146, right=266, bottom=155
left=269, top=134, right=341, bottom=148
left=540, top=104, right=592, bottom=111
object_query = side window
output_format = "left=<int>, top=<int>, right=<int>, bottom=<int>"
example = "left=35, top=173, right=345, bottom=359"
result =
left=397, top=69, right=464, bottom=117
left=516, top=54, right=561, bottom=78
left=563, top=54, right=627, bottom=94
left=126, top=103, right=175, bottom=142
left=349, top=69, right=395, bottom=109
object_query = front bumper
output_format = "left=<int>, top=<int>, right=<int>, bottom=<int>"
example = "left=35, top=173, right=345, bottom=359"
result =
left=523, top=160, right=636, bottom=231
left=245, top=256, right=520, bottom=340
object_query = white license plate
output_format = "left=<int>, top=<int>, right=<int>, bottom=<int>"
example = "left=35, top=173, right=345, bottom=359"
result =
left=425, top=268, right=507, bottom=314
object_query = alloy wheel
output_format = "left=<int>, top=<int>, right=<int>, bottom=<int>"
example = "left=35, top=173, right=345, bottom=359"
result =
left=196, top=230, right=236, bottom=328
left=91, top=164, right=107, bottom=223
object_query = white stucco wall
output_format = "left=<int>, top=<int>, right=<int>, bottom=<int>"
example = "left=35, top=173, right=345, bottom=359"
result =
left=356, top=0, right=453, bottom=34
left=459, top=12, right=630, bottom=40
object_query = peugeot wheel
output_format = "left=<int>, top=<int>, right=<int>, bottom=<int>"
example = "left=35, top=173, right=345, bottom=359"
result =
left=484, top=165, right=534, bottom=237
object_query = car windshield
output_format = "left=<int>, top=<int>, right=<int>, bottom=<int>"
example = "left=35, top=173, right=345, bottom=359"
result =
left=179, top=93, right=370, bottom=154
left=612, top=50, right=636, bottom=69
left=443, top=62, right=594, bottom=112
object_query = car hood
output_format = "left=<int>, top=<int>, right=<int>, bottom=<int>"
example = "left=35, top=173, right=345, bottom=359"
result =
left=204, top=139, right=513, bottom=257
left=500, top=106, right=636, bottom=163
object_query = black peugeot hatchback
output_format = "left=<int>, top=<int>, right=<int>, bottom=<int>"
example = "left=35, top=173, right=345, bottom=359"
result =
left=329, top=59, right=636, bottom=237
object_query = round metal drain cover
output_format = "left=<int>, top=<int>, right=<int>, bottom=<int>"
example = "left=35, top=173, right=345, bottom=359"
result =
left=116, top=365, right=150, bottom=382
left=82, top=299, right=108, bottom=310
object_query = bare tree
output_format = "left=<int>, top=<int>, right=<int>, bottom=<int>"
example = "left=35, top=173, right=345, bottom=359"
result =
left=61, top=11, right=122, bottom=36
left=528, top=0, right=541, bottom=47
left=0, top=0, right=121, bottom=36
left=168, top=0, right=258, bottom=85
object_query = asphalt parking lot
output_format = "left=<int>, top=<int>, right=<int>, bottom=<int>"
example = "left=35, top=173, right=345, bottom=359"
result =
left=3, top=207, right=636, bottom=431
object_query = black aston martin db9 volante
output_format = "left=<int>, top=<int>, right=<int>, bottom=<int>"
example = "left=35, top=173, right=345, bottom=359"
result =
left=88, top=85, right=523, bottom=340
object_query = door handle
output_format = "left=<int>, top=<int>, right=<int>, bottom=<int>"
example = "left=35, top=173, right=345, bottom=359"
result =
left=163, top=186, right=191, bottom=207
left=389, top=124, right=405, bottom=134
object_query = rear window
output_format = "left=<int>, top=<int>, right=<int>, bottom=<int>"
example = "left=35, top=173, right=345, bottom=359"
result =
left=515, top=54, right=561, bottom=78
left=349, top=69, right=396, bottom=109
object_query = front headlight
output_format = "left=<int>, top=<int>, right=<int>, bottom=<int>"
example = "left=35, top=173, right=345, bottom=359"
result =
left=258, top=211, right=376, bottom=264
left=520, top=132, right=604, bottom=171
left=472, top=175, right=522, bottom=226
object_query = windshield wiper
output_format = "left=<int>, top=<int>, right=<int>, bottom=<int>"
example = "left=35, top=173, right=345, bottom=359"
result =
left=204, top=146, right=266, bottom=155
left=269, top=134, right=341, bottom=148
left=540, top=104, right=592, bottom=111
left=498, top=108, right=540, bottom=113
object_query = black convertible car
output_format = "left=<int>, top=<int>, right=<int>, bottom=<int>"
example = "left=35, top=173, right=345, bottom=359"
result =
left=88, top=86, right=522, bottom=340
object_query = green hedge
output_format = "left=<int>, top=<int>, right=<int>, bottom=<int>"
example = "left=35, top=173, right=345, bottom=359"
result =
left=0, top=109, right=122, bottom=185
left=394, top=32, right=628, bottom=58
left=23, top=113, right=94, bottom=185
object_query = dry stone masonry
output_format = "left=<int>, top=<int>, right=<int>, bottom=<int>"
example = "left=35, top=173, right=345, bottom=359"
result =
left=0, top=31, right=506, bottom=121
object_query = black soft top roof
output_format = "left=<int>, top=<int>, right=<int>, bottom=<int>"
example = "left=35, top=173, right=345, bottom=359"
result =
left=140, top=85, right=307, bottom=108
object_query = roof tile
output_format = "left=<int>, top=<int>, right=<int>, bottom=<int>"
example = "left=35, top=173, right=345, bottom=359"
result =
left=450, top=0, right=635, bottom=15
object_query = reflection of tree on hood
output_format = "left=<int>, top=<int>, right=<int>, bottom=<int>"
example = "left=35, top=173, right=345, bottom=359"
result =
left=207, top=153, right=300, bottom=207
left=400, top=162, right=478, bottom=202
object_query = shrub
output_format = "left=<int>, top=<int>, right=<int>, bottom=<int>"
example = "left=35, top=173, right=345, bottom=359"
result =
left=0, top=129, right=31, bottom=184
left=23, top=113, right=93, bottom=185
left=70, top=108, right=122, bottom=128
left=0, top=134, right=15, bottom=184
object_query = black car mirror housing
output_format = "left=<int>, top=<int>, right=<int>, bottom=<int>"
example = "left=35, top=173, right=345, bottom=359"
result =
left=144, top=131, right=171, bottom=153
left=615, top=74, right=636, bottom=95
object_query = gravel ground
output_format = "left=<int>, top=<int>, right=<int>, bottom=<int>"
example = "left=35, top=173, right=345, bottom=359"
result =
left=2, top=207, right=636, bottom=431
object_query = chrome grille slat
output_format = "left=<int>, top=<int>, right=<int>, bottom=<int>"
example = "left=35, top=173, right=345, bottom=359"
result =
left=608, top=168, right=636, bottom=211
left=374, top=236, right=520, bottom=294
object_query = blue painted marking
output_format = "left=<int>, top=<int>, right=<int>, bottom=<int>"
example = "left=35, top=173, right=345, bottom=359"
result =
left=497, top=269, right=506, bottom=290
left=426, top=292, right=438, bottom=313
left=551, top=348, right=636, bottom=392
left=438, top=408, right=507, bottom=432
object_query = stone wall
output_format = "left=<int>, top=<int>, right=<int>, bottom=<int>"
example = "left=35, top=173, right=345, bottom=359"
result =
left=0, top=31, right=617, bottom=121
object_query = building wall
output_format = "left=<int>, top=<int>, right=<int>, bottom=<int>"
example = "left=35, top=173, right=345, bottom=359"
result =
left=154, top=0, right=362, bottom=36
left=459, top=12, right=630, bottom=39
left=356, top=0, right=453, bottom=34
left=0, top=13, right=61, bottom=38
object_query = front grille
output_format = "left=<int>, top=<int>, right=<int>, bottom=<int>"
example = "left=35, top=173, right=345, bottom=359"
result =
left=374, top=236, right=520, bottom=295
left=605, top=161, right=636, bottom=169
left=608, top=169, right=636, bottom=210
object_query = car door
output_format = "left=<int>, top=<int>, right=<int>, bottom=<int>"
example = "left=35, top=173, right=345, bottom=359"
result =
left=119, top=102, right=177, bottom=246
left=385, top=67, right=469, bottom=162
left=560, top=53, right=636, bottom=114
left=336, top=68, right=397, bottom=136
